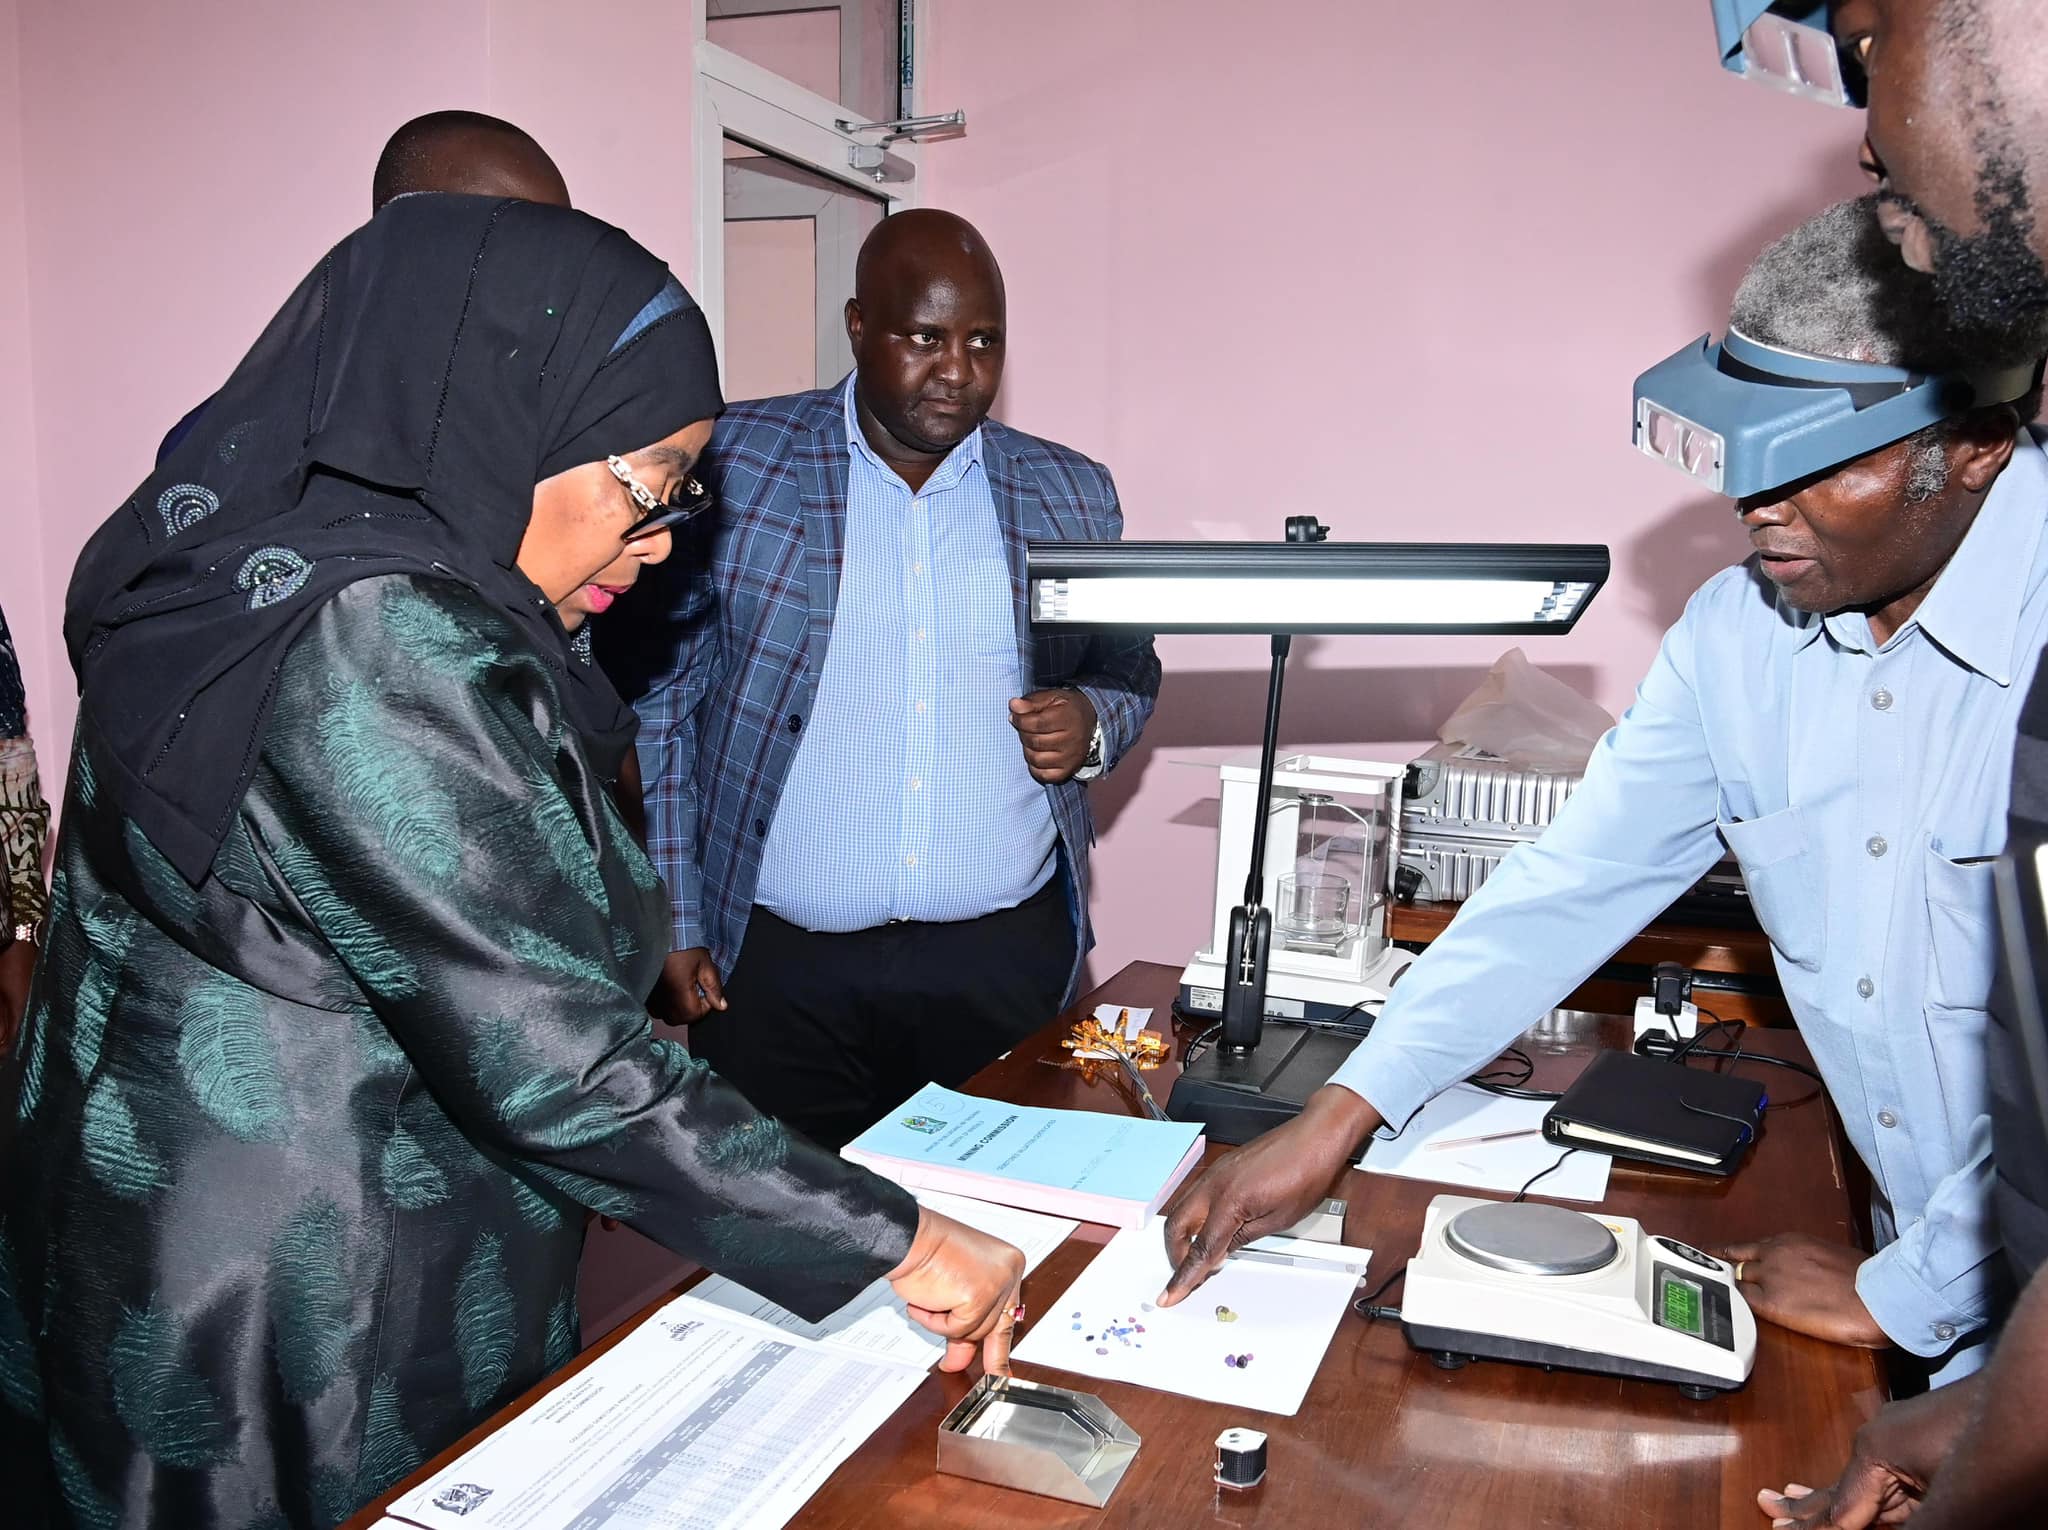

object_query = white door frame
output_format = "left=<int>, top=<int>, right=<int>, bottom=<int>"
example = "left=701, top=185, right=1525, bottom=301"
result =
left=691, top=0, right=937, bottom=389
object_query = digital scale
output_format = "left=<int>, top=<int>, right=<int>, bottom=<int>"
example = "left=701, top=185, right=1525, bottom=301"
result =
left=1400, top=1195, right=1756, bottom=1398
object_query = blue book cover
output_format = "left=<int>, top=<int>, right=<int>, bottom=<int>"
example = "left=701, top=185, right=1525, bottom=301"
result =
left=844, top=1083, right=1203, bottom=1208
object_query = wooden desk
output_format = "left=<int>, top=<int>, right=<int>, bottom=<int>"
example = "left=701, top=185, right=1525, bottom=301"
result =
left=349, top=961, right=1882, bottom=1530
left=1390, top=898, right=1793, bottom=1026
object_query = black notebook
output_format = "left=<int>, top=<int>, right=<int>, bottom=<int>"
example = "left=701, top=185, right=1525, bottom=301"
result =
left=1542, top=1050, right=1767, bottom=1177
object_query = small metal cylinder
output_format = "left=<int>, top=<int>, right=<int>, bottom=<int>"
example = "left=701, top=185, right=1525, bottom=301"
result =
left=1213, top=1426, right=1268, bottom=1491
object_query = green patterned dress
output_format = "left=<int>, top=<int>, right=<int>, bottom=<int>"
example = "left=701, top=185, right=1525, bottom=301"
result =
left=0, top=575, right=918, bottom=1529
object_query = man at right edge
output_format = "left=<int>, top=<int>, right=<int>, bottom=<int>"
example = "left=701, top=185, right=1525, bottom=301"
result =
left=1739, top=3, right=2048, bottom=1524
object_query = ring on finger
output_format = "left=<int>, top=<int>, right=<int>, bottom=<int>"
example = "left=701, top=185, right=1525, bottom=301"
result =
left=1734, top=1261, right=1746, bottom=1283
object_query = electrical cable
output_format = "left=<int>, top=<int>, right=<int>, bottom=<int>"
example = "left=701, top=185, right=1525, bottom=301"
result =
left=1633, top=1012, right=1827, bottom=1096
left=1351, top=1264, right=1406, bottom=1324
left=1465, top=1044, right=1564, bottom=1100
left=1511, top=1147, right=1583, bottom=1202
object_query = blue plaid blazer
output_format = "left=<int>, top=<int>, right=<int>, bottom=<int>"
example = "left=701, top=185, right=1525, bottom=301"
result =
left=599, top=386, right=1161, bottom=1002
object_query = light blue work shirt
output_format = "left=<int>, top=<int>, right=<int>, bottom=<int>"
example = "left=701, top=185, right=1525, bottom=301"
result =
left=1335, top=433, right=2048, bottom=1372
left=752, top=377, right=1057, bottom=930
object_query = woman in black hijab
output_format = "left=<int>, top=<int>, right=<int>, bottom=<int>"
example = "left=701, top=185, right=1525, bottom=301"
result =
left=0, top=194, right=1022, bottom=1530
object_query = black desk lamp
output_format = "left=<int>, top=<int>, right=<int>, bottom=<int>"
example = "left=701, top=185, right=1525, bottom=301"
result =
left=1026, top=520, right=1609, bottom=1143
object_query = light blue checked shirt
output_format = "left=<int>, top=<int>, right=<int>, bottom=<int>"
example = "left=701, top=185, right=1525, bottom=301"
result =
left=1335, top=434, right=2048, bottom=1374
left=751, top=378, right=1058, bottom=930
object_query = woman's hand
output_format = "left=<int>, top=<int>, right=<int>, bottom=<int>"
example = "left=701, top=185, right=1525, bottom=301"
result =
left=886, top=1207, right=1027, bottom=1374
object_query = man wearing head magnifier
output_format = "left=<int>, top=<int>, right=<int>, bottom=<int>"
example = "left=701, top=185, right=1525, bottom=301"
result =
left=1158, top=193, right=2048, bottom=1400
left=1694, top=4, right=2048, bottom=1525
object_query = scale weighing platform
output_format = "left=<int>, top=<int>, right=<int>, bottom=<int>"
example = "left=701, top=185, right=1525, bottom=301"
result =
left=1400, top=1196, right=1756, bottom=1398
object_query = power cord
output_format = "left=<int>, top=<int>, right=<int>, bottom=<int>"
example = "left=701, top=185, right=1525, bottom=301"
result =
left=1512, top=1147, right=1583, bottom=1202
left=1633, top=1013, right=1826, bottom=1096
left=1174, top=1000, right=1379, bottom=1070
left=1351, top=1264, right=1406, bottom=1324
left=1465, top=1044, right=1564, bottom=1101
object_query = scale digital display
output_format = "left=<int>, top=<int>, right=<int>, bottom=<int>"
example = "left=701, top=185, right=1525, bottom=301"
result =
left=1650, top=1262, right=1735, bottom=1349
left=1658, top=1272, right=1704, bottom=1336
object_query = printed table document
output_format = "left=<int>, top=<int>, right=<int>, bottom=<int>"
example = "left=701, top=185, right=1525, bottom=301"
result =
left=384, top=1300, right=924, bottom=1530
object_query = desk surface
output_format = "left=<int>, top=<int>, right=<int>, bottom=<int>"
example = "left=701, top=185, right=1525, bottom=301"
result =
left=350, top=961, right=1883, bottom=1530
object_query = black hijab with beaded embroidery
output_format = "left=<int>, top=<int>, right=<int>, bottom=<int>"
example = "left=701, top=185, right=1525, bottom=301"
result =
left=64, top=193, right=723, bottom=882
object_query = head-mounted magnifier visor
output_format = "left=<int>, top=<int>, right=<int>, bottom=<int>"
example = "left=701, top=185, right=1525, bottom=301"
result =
left=1632, top=329, right=2039, bottom=499
left=1710, top=1, right=1865, bottom=107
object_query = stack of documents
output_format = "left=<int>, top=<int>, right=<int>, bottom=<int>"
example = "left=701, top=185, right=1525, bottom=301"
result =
left=383, top=1193, right=1078, bottom=1530
left=843, top=1082, right=1205, bottom=1228
left=1359, top=1082, right=1612, bottom=1203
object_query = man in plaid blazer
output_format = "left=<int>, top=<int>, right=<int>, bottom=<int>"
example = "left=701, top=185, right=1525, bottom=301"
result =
left=601, top=210, right=1159, bottom=1148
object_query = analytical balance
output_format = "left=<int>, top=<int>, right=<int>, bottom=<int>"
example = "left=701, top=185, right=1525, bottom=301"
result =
left=1400, top=1195, right=1756, bottom=1398
left=1177, top=752, right=1412, bottom=1027
left=1169, top=753, right=1414, bottom=1141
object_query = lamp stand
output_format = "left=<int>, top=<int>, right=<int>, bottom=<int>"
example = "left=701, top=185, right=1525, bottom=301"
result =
left=1217, top=632, right=1290, bottom=1053
left=1167, top=517, right=1369, bottom=1144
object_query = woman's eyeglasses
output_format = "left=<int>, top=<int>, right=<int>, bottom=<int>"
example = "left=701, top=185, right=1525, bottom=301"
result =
left=607, top=454, right=713, bottom=542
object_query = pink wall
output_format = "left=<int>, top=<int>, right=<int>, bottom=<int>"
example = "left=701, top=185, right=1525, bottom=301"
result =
left=0, top=0, right=48, bottom=748
left=709, top=9, right=844, bottom=102
left=2, top=0, right=697, bottom=772
left=919, top=0, right=1870, bottom=984
left=725, top=217, right=822, bottom=401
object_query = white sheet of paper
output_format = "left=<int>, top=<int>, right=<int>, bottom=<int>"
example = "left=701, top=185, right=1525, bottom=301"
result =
left=1012, top=1216, right=1355, bottom=1417
left=387, top=1299, right=924, bottom=1530
left=1360, top=1083, right=1612, bottom=1202
left=677, top=1191, right=1077, bottom=1368
left=1092, top=1003, right=1153, bottom=1041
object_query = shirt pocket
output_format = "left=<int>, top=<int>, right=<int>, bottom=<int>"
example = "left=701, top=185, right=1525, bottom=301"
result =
left=1924, top=842, right=1998, bottom=1016
left=1718, top=805, right=1826, bottom=972
left=964, top=550, right=1021, bottom=661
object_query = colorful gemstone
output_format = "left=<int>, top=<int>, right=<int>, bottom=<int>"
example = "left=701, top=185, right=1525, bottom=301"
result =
left=1215, top=1305, right=1238, bottom=1323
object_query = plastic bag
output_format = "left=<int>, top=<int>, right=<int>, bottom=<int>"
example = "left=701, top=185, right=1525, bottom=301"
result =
left=1437, top=648, right=1616, bottom=773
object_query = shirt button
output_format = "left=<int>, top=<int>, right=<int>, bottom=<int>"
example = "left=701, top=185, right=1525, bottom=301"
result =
left=787, top=714, right=803, bottom=734
left=1867, top=835, right=1888, bottom=859
left=1872, top=688, right=1894, bottom=711
left=1934, top=1322, right=1957, bottom=1342
left=905, top=854, right=917, bottom=867
left=753, top=818, right=768, bottom=838
left=1857, top=976, right=1875, bottom=998
left=915, top=700, right=927, bottom=714
left=913, top=561, right=925, bottom=575
left=915, top=628, right=927, bottom=642
left=910, top=777, right=923, bottom=791
left=1877, top=1109, right=1898, bottom=1128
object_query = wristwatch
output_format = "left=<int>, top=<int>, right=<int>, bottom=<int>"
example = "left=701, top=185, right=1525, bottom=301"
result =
left=1076, top=723, right=1106, bottom=780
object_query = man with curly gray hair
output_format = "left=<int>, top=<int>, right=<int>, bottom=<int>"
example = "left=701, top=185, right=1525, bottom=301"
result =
left=1158, top=196, right=2048, bottom=1397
